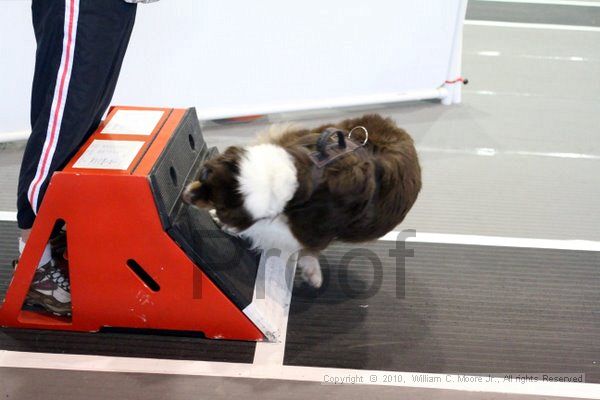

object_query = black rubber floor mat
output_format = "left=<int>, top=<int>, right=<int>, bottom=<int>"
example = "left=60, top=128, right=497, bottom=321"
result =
left=0, top=221, right=18, bottom=302
left=0, top=327, right=255, bottom=362
left=285, top=241, right=600, bottom=383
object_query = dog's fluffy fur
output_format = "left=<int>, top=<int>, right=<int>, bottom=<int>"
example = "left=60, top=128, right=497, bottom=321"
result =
left=183, top=114, right=421, bottom=287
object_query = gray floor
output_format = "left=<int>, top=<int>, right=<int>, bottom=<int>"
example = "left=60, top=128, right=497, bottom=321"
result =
left=0, top=368, right=586, bottom=400
left=467, top=0, right=600, bottom=26
left=1, top=1, right=599, bottom=399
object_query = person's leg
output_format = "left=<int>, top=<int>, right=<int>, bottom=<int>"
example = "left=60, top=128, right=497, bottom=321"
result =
left=16, top=0, right=137, bottom=314
left=18, top=0, right=137, bottom=230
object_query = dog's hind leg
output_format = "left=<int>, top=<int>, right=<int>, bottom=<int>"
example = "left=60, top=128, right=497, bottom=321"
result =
left=298, top=250, right=323, bottom=288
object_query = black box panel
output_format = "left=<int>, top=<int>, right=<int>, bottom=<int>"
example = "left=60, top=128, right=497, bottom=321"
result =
left=149, top=108, right=260, bottom=310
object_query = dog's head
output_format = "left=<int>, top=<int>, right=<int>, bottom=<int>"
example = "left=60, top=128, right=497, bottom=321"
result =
left=182, top=144, right=299, bottom=231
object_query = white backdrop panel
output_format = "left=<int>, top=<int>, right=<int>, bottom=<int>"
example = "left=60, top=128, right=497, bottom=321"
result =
left=0, top=0, right=463, bottom=133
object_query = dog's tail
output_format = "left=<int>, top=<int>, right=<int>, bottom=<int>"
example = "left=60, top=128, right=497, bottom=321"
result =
left=254, top=123, right=302, bottom=145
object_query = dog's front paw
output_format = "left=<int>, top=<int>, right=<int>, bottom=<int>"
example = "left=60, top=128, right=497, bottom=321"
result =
left=208, top=209, right=221, bottom=226
left=209, top=210, right=240, bottom=237
left=221, top=225, right=239, bottom=237
left=299, top=255, right=323, bottom=288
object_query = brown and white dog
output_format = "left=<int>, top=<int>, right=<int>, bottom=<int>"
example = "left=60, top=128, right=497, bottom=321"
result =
left=182, top=114, right=421, bottom=288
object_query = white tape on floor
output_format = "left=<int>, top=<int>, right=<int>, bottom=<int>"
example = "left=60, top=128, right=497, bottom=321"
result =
left=0, top=351, right=598, bottom=398
left=2, top=207, right=599, bottom=253
left=417, top=146, right=600, bottom=160
left=466, top=20, right=600, bottom=32
left=0, top=212, right=17, bottom=222
left=249, top=251, right=297, bottom=365
left=475, top=0, right=600, bottom=7
left=379, top=231, right=600, bottom=252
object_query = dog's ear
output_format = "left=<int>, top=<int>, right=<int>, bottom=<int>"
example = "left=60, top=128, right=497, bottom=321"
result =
left=199, top=166, right=211, bottom=182
left=218, top=146, right=244, bottom=173
left=182, top=147, right=244, bottom=208
left=182, top=179, right=212, bottom=207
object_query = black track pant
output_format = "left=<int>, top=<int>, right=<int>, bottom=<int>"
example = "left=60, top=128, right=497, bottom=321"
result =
left=17, top=0, right=137, bottom=229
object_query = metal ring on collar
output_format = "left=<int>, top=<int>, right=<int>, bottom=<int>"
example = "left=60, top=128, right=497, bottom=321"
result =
left=348, top=126, right=369, bottom=146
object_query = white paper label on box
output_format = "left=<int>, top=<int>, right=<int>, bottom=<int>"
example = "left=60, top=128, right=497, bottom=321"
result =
left=101, top=109, right=164, bottom=136
left=72, top=140, right=145, bottom=170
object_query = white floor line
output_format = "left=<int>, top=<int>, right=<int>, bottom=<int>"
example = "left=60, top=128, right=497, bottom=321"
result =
left=518, top=54, right=593, bottom=62
left=0, top=211, right=17, bottom=222
left=417, top=146, right=600, bottom=160
left=2, top=208, right=599, bottom=253
left=251, top=252, right=297, bottom=366
left=466, top=20, right=600, bottom=32
left=472, top=52, right=597, bottom=62
left=379, top=231, right=600, bottom=252
left=252, top=309, right=290, bottom=366
left=475, top=0, right=600, bottom=7
left=0, top=351, right=598, bottom=398
left=0, top=130, right=29, bottom=144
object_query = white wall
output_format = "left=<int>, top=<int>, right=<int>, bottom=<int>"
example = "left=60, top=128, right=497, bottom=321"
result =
left=1, top=1, right=36, bottom=134
left=0, top=0, right=464, bottom=134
